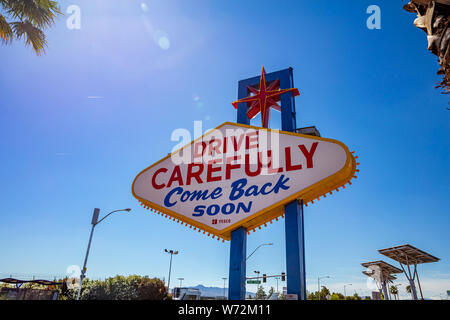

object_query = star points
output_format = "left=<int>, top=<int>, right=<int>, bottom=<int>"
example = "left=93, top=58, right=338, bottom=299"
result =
left=231, top=67, right=300, bottom=128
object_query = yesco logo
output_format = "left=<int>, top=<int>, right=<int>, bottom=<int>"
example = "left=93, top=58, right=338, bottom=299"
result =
left=132, top=122, right=356, bottom=240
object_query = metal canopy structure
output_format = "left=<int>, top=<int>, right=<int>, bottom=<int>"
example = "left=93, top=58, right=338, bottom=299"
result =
left=361, top=260, right=403, bottom=275
left=378, top=244, right=440, bottom=300
left=0, top=278, right=64, bottom=287
left=361, top=260, right=402, bottom=300
left=362, top=271, right=397, bottom=281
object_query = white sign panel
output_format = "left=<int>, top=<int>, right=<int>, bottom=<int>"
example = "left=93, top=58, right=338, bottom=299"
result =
left=132, top=122, right=356, bottom=240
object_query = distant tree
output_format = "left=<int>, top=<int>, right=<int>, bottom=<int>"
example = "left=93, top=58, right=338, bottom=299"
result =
left=255, top=286, right=267, bottom=300
left=307, top=291, right=317, bottom=300
left=266, top=287, right=275, bottom=300
left=330, top=292, right=345, bottom=300
left=330, top=293, right=341, bottom=300
left=0, top=0, right=62, bottom=55
left=137, top=277, right=169, bottom=300
left=58, top=275, right=169, bottom=300
left=307, top=286, right=330, bottom=300
left=390, top=285, right=399, bottom=300
left=406, top=285, right=411, bottom=294
left=351, top=293, right=362, bottom=300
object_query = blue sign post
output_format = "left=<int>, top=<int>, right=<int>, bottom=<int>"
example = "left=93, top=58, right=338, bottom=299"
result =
left=228, top=67, right=306, bottom=300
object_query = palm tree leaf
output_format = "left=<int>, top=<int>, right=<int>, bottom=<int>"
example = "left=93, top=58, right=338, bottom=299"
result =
left=0, top=14, right=14, bottom=44
left=11, top=20, right=47, bottom=55
left=4, top=0, right=61, bottom=29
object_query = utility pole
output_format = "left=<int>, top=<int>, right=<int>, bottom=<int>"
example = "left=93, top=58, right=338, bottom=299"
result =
left=76, top=208, right=132, bottom=300
left=164, top=249, right=179, bottom=292
left=317, top=276, right=330, bottom=300
left=222, top=277, right=227, bottom=299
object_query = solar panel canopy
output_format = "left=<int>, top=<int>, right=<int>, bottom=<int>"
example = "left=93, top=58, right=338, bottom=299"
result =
left=378, top=244, right=440, bottom=265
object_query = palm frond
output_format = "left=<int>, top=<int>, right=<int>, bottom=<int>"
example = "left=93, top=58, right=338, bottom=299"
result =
left=5, top=0, right=61, bottom=29
left=11, top=20, right=47, bottom=55
left=0, top=14, right=14, bottom=44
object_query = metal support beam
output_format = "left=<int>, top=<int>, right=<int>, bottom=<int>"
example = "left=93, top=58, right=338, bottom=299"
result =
left=228, top=227, right=247, bottom=300
left=285, top=200, right=307, bottom=300
left=381, top=280, right=389, bottom=300
left=414, top=264, right=424, bottom=300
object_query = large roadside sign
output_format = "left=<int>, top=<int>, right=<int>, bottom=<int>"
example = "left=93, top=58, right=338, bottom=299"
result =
left=132, top=122, right=357, bottom=241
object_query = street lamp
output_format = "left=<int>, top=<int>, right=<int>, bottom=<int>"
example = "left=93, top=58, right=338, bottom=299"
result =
left=275, top=277, right=280, bottom=294
left=344, top=283, right=352, bottom=298
left=76, top=208, right=132, bottom=300
left=246, top=243, right=273, bottom=260
left=164, top=249, right=179, bottom=292
left=177, top=277, right=184, bottom=288
left=317, top=276, right=330, bottom=300
left=222, top=277, right=227, bottom=299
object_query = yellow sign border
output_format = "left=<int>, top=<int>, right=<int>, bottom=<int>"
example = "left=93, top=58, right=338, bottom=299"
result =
left=132, top=122, right=357, bottom=241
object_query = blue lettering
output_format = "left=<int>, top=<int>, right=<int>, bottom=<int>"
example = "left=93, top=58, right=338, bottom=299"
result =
left=193, top=205, right=205, bottom=217
left=236, top=201, right=252, bottom=214
left=207, top=204, right=220, bottom=216
left=230, top=178, right=247, bottom=201
left=245, top=185, right=259, bottom=197
left=221, top=203, right=235, bottom=215
left=164, top=187, right=182, bottom=207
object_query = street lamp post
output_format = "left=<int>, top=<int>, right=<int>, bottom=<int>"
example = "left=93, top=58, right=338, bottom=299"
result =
left=317, top=276, right=330, bottom=300
left=246, top=243, right=273, bottom=260
left=76, top=208, right=132, bottom=300
left=178, top=277, right=184, bottom=288
left=222, top=277, right=227, bottom=299
left=344, top=283, right=352, bottom=298
left=164, top=249, right=179, bottom=293
left=275, top=277, right=280, bottom=294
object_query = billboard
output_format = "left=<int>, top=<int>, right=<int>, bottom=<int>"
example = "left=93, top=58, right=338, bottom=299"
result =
left=132, top=122, right=357, bottom=240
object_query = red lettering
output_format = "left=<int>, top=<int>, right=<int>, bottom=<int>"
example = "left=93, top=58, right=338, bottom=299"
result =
left=209, top=139, right=222, bottom=156
left=267, top=150, right=283, bottom=174
left=245, top=132, right=259, bottom=150
left=223, top=137, right=227, bottom=154
left=231, top=134, right=245, bottom=152
left=194, top=141, right=206, bottom=159
left=245, top=153, right=262, bottom=177
left=151, top=168, right=167, bottom=189
left=225, top=156, right=241, bottom=180
left=186, top=163, right=204, bottom=185
left=285, top=147, right=302, bottom=171
left=299, top=142, right=318, bottom=168
left=207, top=159, right=222, bottom=182
left=167, top=166, right=184, bottom=187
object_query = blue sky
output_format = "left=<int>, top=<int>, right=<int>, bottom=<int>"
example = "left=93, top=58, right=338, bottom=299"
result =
left=0, top=0, right=449, bottom=299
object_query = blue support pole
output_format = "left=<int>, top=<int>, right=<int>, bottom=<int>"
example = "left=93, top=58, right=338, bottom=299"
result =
left=279, top=67, right=306, bottom=300
left=228, top=227, right=247, bottom=300
left=228, top=83, right=249, bottom=300
left=284, top=200, right=306, bottom=300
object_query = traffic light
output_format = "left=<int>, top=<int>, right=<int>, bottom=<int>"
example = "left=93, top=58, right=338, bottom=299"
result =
left=281, top=272, right=286, bottom=281
left=263, top=274, right=266, bottom=283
